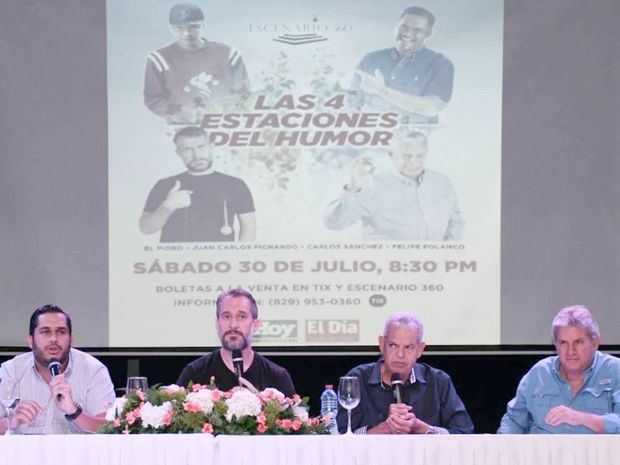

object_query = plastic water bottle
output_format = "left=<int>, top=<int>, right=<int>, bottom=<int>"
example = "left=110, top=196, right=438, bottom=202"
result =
left=320, top=384, right=339, bottom=434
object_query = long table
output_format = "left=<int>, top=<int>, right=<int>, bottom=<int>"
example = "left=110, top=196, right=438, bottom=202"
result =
left=1, top=434, right=618, bottom=465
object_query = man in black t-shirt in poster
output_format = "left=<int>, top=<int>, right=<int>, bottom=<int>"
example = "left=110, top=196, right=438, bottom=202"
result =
left=177, top=288, right=295, bottom=396
left=140, top=126, right=256, bottom=242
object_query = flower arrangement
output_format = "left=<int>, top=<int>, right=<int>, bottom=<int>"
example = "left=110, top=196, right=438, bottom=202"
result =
left=99, top=382, right=327, bottom=435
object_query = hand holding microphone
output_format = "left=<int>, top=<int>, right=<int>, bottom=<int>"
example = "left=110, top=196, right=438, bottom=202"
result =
left=391, top=373, right=403, bottom=404
left=48, top=359, right=74, bottom=412
left=232, top=350, right=243, bottom=387
left=48, top=359, right=63, bottom=401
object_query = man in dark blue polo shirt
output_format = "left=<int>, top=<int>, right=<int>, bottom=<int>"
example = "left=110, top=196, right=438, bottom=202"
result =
left=352, top=6, right=454, bottom=124
left=336, top=312, right=473, bottom=434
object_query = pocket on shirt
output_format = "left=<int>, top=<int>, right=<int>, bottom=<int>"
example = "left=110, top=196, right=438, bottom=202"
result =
left=530, top=388, right=560, bottom=424
left=531, top=387, right=560, bottom=407
left=582, top=386, right=612, bottom=414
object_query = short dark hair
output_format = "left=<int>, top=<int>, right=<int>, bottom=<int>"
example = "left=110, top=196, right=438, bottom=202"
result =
left=216, top=288, right=258, bottom=319
left=29, top=304, right=72, bottom=336
left=401, top=6, right=435, bottom=28
left=173, top=126, right=207, bottom=145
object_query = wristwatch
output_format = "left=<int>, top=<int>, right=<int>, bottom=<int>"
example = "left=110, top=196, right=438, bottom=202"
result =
left=64, top=402, right=83, bottom=421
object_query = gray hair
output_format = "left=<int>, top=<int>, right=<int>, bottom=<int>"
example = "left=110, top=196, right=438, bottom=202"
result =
left=551, top=305, right=600, bottom=344
left=383, top=312, right=424, bottom=343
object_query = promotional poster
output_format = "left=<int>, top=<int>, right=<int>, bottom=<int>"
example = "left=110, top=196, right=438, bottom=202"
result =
left=107, top=0, right=503, bottom=346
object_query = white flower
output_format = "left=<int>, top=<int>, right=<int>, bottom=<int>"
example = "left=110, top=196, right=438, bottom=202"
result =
left=161, top=384, right=184, bottom=395
left=186, top=389, right=214, bottom=414
left=105, top=397, right=128, bottom=421
left=225, top=388, right=262, bottom=422
left=292, top=405, right=309, bottom=422
left=141, top=401, right=172, bottom=429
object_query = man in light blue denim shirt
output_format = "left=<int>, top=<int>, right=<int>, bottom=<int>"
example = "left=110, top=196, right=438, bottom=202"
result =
left=498, top=305, right=620, bottom=434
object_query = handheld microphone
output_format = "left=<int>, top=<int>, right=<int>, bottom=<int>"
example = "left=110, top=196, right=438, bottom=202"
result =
left=232, top=350, right=243, bottom=387
left=48, top=359, right=63, bottom=401
left=390, top=373, right=403, bottom=404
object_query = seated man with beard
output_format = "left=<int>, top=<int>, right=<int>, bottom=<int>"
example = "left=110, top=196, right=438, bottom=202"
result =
left=176, top=288, right=295, bottom=396
left=0, top=305, right=115, bottom=434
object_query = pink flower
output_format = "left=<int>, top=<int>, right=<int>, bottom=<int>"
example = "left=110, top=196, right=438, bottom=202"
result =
left=292, top=419, right=301, bottom=431
left=202, top=423, right=214, bottom=434
left=280, top=419, right=292, bottom=430
left=183, top=401, right=203, bottom=413
left=136, top=390, right=146, bottom=401
left=192, top=384, right=205, bottom=392
left=259, top=388, right=286, bottom=403
left=126, top=411, right=136, bottom=425
left=292, top=394, right=301, bottom=405
left=113, top=418, right=121, bottom=428
left=163, top=410, right=174, bottom=426
left=257, top=413, right=266, bottom=424
left=211, top=389, right=223, bottom=402
left=257, top=423, right=268, bottom=433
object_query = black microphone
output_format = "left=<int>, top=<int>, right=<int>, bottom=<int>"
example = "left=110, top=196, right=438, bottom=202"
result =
left=232, top=350, right=243, bottom=387
left=391, top=373, right=403, bottom=404
left=48, top=359, right=63, bottom=401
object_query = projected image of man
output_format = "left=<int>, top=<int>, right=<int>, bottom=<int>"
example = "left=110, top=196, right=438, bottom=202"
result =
left=0, top=305, right=115, bottom=434
left=324, top=131, right=463, bottom=241
left=176, top=288, right=295, bottom=396
left=498, top=306, right=620, bottom=434
left=140, top=126, right=256, bottom=242
left=352, top=6, right=454, bottom=124
left=143, top=3, right=250, bottom=123
left=336, top=312, right=474, bottom=434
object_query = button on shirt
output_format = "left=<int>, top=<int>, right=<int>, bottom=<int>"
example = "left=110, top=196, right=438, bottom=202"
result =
left=324, top=169, right=464, bottom=241
left=336, top=359, right=474, bottom=434
left=0, top=348, right=115, bottom=434
left=498, top=352, right=620, bottom=434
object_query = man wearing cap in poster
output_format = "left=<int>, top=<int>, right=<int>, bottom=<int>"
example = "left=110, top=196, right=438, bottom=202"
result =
left=352, top=6, right=454, bottom=124
left=144, top=3, right=251, bottom=123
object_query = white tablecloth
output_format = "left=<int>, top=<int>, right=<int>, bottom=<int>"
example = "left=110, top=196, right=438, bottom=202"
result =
left=1, top=434, right=618, bottom=465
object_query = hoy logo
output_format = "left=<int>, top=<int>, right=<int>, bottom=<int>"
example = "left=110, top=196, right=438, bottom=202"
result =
left=254, top=320, right=297, bottom=340
left=305, top=320, right=359, bottom=342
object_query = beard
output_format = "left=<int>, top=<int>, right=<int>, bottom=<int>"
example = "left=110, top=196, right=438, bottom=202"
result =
left=32, top=342, right=70, bottom=368
left=187, top=158, right=213, bottom=173
left=220, top=330, right=248, bottom=351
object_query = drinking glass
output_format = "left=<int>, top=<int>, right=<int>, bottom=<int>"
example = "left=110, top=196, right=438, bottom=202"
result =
left=338, top=376, right=360, bottom=435
left=1, top=382, right=20, bottom=435
left=126, top=377, right=149, bottom=395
